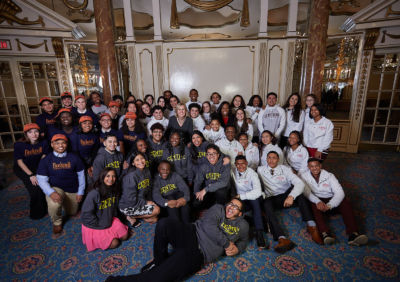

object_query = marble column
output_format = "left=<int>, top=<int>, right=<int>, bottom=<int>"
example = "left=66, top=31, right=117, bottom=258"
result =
left=93, top=0, right=119, bottom=104
left=302, top=0, right=330, bottom=101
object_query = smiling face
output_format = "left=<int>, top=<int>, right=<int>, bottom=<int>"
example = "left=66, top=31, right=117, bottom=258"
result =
left=310, top=106, right=321, bottom=119
left=267, top=152, right=279, bottom=168
left=211, top=93, right=220, bottom=105
left=210, top=120, right=220, bottom=132
left=206, top=148, right=220, bottom=165
left=288, top=132, right=299, bottom=146
left=41, top=101, right=54, bottom=114
left=158, top=98, right=166, bottom=108
left=133, top=154, right=146, bottom=170
left=153, top=109, right=163, bottom=120
left=308, top=160, right=322, bottom=177
left=176, top=105, right=186, bottom=118
left=104, top=136, right=117, bottom=152
left=267, top=95, right=277, bottom=107
left=109, top=105, right=119, bottom=115
left=252, top=96, right=261, bottom=107
left=306, top=96, right=315, bottom=108
left=127, top=103, right=137, bottom=113
left=225, top=199, right=243, bottom=219
left=202, top=102, right=210, bottom=113
left=100, top=116, right=112, bottom=130
left=261, top=131, right=272, bottom=145
left=238, top=134, right=248, bottom=149
left=192, top=133, right=203, bottom=147
left=190, top=107, right=200, bottom=118
left=169, top=97, right=178, bottom=108
left=233, top=96, right=242, bottom=108
left=151, top=129, right=163, bottom=143
left=91, top=93, right=101, bottom=105
left=126, top=118, right=136, bottom=129
left=60, top=112, right=73, bottom=127
left=236, top=109, right=245, bottom=121
left=136, top=139, right=147, bottom=153
left=189, top=90, right=198, bottom=102
left=81, top=120, right=93, bottom=133
left=169, top=132, right=180, bottom=147
left=62, top=97, right=72, bottom=107
left=51, top=139, right=67, bottom=153
left=26, top=129, right=39, bottom=144
left=104, top=170, right=116, bottom=186
left=145, top=96, right=154, bottom=105
left=75, top=98, right=86, bottom=110
left=235, top=158, right=247, bottom=173
left=225, top=126, right=236, bottom=141
left=289, top=95, right=299, bottom=108
left=142, top=104, right=151, bottom=115
left=158, top=162, right=171, bottom=179
left=221, top=103, right=229, bottom=116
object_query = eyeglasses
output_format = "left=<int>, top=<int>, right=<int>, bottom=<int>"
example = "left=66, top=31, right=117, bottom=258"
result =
left=227, top=202, right=241, bottom=211
left=206, top=152, right=218, bottom=157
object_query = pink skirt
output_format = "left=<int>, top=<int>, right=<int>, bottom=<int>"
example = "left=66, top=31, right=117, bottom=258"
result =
left=82, top=217, right=128, bottom=252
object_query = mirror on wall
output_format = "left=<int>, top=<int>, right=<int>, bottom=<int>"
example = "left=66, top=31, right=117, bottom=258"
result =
left=322, top=36, right=360, bottom=120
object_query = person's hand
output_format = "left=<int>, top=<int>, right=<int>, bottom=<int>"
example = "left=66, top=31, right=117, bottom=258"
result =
left=76, top=195, right=83, bottom=203
left=123, top=161, right=129, bottom=170
left=30, top=175, right=38, bottom=186
left=176, top=197, right=187, bottom=207
left=167, top=199, right=177, bottom=208
left=316, top=201, right=329, bottom=212
left=87, top=166, right=93, bottom=177
left=246, top=118, right=252, bottom=124
left=50, top=191, right=62, bottom=203
left=205, top=125, right=211, bottom=130
left=234, top=194, right=240, bottom=199
left=255, top=109, right=260, bottom=113
left=196, top=189, right=207, bottom=201
left=283, top=196, right=294, bottom=207
left=314, top=151, right=322, bottom=159
left=223, top=157, right=230, bottom=165
left=253, top=142, right=258, bottom=147
left=225, top=242, right=239, bottom=256
left=237, top=151, right=243, bottom=156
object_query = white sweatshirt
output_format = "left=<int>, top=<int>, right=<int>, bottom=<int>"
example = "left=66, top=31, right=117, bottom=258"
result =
left=192, top=115, right=206, bottom=131
left=284, top=144, right=309, bottom=174
left=147, top=116, right=169, bottom=135
left=258, top=105, right=286, bottom=138
left=246, top=106, right=261, bottom=138
left=203, top=127, right=225, bottom=144
left=303, top=116, right=334, bottom=152
left=244, top=143, right=259, bottom=171
left=216, top=137, right=244, bottom=166
left=283, top=109, right=305, bottom=137
left=260, top=143, right=284, bottom=166
left=202, top=112, right=211, bottom=125
left=231, top=167, right=262, bottom=200
left=300, top=169, right=345, bottom=209
left=257, top=164, right=305, bottom=199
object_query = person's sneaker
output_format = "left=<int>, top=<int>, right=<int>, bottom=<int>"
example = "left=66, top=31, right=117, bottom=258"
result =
left=348, top=232, right=368, bottom=246
left=274, top=238, right=295, bottom=253
left=307, top=226, right=323, bottom=245
left=131, top=220, right=142, bottom=229
left=255, top=230, right=267, bottom=249
left=322, top=232, right=335, bottom=245
left=141, top=260, right=156, bottom=273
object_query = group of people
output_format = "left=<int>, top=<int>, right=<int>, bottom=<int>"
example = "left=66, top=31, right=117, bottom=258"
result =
left=13, top=89, right=368, bottom=281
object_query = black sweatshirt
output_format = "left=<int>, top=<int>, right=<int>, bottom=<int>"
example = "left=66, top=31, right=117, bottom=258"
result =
left=152, top=172, right=190, bottom=207
left=162, top=146, right=193, bottom=182
left=119, top=167, right=152, bottom=210
left=92, top=147, right=124, bottom=182
left=193, top=156, right=231, bottom=194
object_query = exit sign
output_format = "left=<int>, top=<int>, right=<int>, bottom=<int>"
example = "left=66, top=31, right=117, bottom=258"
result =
left=0, top=40, right=11, bottom=50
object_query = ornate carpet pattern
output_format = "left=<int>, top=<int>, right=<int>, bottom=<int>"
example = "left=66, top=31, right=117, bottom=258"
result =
left=0, top=151, right=399, bottom=281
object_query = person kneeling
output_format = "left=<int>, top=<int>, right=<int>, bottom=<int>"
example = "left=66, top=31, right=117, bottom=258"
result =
left=81, top=168, right=128, bottom=251
left=153, top=161, right=191, bottom=223
left=301, top=158, right=368, bottom=246
left=106, top=198, right=249, bottom=282
left=119, top=152, right=160, bottom=227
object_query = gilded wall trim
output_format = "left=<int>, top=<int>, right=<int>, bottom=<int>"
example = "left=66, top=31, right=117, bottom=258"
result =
left=257, top=42, right=267, bottom=97
left=52, top=37, right=65, bottom=58
left=155, top=45, right=164, bottom=97
left=16, top=39, right=48, bottom=52
left=0, top=0, right=45, bottom=27
left=127, top=45, right=139, bottom=98
left=285, top=41, right=295, bottom=99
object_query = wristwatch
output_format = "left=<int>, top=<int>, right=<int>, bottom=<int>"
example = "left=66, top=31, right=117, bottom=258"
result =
left=164, top=202, right=168, bottom=207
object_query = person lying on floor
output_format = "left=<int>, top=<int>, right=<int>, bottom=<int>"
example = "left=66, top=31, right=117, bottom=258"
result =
left=106, top=198, right=249, bottom=282
left=301, top=158, right=368, bottom=246
left=257, top=151, right=323, bottom=253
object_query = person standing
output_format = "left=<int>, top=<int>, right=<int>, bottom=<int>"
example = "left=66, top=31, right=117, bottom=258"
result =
left=257, top=92, right=286, bottom=140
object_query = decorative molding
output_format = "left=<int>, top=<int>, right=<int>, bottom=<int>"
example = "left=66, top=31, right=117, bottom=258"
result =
left=155, top=45, right=164, bottom=97
left=0, top=0, right=45, bottom=27
left=16, top=38, right=48, bottom=52
left=170, top=0, right=179, bottom=29
left=62, top=0, right=88, bottom=10
left=51, top=37, right=64, bottom=58
left=354, top=50, right=371, bottom=120
left=183, top=0, right=233, bottom=12
left=138, top=48, right=155, bottom=98
left=127, top=45, right=139, bottom=97
left=386, top=4, right=400, bottom=17
left=267, top=44, right=283, bottom=97
left=364, top=28, right=379, bottom=50
left=56, top=58, right=70, bottom=92
left=258, top=42, right=267, bottom=96
left=182, top=33, right=231, bottom=40
left=240, top=0, right=249, bottom=27
left=381, top=30, right=400, bottom=43
left=285, top=41, right=295, bottom=99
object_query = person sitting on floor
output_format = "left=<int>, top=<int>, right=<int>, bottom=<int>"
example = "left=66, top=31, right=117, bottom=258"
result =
left=81, top=168, right=129, bottom=251
left=258, top=151, right=323, bottom=252
left=106, top=198, right=249, bottom=282
left=232, top=155, right=266, bottom=248
left=301, top=158, right=368, bottom=246
left=37, top=134, right=85, bottom=235
left=152, top=161, right=191, bottom=223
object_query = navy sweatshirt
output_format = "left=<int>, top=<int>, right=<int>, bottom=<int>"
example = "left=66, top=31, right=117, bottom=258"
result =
left=162, top=146, right=193, bottom=182
left=71, top=132, right=100, bottom=168
left=13, top=140, right=49, bottom=172
left=152, top=172, right=190, bottom=207
left=92, top=147, right=124, bottom=182
left=193, top=156, right=231, bottom=193
left=71, top=107, right=99, bottom=127
left=119, top=167, right=152, bottom=210
left=36, top=111, right=57, bottom=135
left=195, top=204, right=249, bottom=263
left=81, top=189, right=118, bottom=230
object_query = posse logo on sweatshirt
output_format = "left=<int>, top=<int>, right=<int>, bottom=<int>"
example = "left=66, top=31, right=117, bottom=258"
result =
left=160, top=184, right=177, bottom=194
left=220, top=221, right=240, bottom=235
left=206, top=172, right=221, bottom=180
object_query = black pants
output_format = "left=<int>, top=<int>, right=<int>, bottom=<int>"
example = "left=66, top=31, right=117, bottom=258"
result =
left=193, top=188, right=228, bottom=210
left=14, top=166, right=47, bottom=219
left=164, top=192, right=191, bottom=223
left=111, top=218, right=204, bottom=282
left=262, top=188, right=313, bottom=240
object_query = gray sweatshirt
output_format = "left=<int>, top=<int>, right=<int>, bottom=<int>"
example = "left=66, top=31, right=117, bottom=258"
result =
left=81, top=189, right=117, bottom=230
left=152, top=172, right=190, bottom=206
left=195, top=204, right=249, bottom=263
left=92, top=147, right=124, bottom=182
left=119, top=167, right=152, bottom=210
left=162, top=146, right=194, bottom=182
left=193, top=156, right=231, bottom=193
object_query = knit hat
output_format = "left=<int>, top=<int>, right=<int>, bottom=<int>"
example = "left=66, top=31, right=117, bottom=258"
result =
left=51, top=134, right=68, bottom=142
left=39, top=97, right=53, bottom=105
left=79, top=115, right=93, bottom=123
left=74, top=95, right=86, bottom=102
left=108, top=101, right=120, bottom=108
left=56, top=108, right=72, bottom=117
left=23, top=123, right=40, bottom=132
left=61, top=92, right=72, bottom=99
left=125, top=112, right=137, bottom=120
left=100, top=113, right=111, bottom=120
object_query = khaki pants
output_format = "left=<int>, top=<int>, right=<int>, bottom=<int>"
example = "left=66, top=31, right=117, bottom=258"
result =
left=45, top=187, right=79, bottom=226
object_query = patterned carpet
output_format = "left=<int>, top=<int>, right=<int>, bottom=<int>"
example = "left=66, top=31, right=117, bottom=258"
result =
left=0, top=151, right=399, bottom=281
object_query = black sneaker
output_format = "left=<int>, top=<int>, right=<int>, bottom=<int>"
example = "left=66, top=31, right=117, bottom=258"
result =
left=256, top=230, right=267, bottom=249
left=348, top=232, right=368, bottom=246
left=131, top=220, right=142, bottom=229
left=141, top=260, right=156, bottom=273
left=322, top=232, right=335, bottom=245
